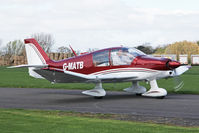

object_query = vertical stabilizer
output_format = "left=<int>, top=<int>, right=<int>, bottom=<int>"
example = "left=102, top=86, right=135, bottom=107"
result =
left=24, top=38, right=50, bottom=78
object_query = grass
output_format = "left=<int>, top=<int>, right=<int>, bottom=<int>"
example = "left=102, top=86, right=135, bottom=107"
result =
left=0, top=67, right=199, bottom=132
left=0, top=66, right=199, bottom=94
left=0, top=108, right=198, bottom=133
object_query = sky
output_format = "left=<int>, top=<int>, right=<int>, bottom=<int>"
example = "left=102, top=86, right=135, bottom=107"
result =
left=0, top=0, right=199, bottom=51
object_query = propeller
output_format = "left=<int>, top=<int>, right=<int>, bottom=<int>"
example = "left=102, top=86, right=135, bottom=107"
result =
left=173, top=69, right=184, bottom=92
left=167, top=60, right=191, bottom=92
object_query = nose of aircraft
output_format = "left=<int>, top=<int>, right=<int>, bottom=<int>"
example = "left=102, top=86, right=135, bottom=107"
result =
left=135, top=55, right=181, bottom=70
left=167, top=60, right=181, bottom=69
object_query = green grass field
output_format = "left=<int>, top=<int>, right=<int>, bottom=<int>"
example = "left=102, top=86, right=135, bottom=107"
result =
left=0, top=67, right=199, bottom=132
left=0, top=66, right=199, bottom=94
left=0, top=109, right=198, bottom=133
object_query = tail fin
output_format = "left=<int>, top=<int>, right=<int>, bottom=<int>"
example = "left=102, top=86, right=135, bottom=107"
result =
left=24, top=38, right=50, bottom=65
left=24, top=38, right=51, bottom=78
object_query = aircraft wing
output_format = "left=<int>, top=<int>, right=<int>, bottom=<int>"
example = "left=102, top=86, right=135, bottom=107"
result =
left=63, top=70, right=138, bottom=83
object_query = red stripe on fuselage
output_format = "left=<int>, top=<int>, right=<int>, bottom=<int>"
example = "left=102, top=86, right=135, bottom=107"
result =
left=91, top=68, right=158, bottom=75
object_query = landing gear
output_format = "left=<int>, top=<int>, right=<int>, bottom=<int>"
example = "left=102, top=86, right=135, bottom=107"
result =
left=124, top=81, right=146, bottom=95
left=82, top=82, right=106, bottom=98
left=142, top=79, right=167, bottom=98
left=82, top=79, right=167, bottom=99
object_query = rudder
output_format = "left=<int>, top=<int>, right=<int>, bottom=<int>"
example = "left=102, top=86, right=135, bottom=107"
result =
left=24, top=38, right=50, bottom=65
left=24, top=38, right=51, bottom=78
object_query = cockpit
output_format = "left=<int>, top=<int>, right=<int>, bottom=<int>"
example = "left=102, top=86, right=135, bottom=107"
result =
left=110, top=47, right=146, bottom=66
left=92, top=47, right=146, bottom=67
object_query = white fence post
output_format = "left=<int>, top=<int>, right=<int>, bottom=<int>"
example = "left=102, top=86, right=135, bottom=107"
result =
left=179, top=54, right=188, bottom=64
left=191, top=55, right=199, bottom=65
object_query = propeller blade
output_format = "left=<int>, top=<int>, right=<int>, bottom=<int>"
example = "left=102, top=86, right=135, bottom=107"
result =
left=173, top=75, right=184, bottom=92
left=172, top=65, right=191, bottom=76
left=172, top=65, right=191, bottom=92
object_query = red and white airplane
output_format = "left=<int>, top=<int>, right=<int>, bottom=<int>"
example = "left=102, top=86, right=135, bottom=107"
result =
left=9, top=38, right=190, bottom=98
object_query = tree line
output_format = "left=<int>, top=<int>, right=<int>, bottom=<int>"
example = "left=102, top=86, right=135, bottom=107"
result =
left=1, top=33, right=199, bottom=60
left=0, top=33, right=72, bottom=56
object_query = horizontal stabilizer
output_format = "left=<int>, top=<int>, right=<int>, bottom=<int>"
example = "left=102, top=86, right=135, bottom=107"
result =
left=7, top=64, right=48, bottom=69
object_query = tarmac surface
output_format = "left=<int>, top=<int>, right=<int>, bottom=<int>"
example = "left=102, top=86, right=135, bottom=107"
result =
left=0, top=87, right=199, bottom=126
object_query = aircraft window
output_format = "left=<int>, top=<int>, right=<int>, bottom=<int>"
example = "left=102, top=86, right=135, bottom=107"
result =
left=110, top=47, right=145, bottom=66
left=93, top=50, right=110, bottom=67
left=111, top=48, right=134, bottom=66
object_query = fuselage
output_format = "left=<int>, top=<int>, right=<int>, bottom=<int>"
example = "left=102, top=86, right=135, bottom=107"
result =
left=43, top=47, right=180, bottom=82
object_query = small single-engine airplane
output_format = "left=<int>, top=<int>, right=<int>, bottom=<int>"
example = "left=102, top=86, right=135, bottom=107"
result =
left=9, top=38, right=190, bottom=99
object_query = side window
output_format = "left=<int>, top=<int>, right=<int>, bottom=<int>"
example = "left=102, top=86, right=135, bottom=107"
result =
left=111, top=48, right=133, bottom=66
left=93, top=50, right=110, bottom=67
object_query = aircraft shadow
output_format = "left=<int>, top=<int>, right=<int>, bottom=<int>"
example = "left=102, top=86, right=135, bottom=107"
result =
left=51, top=93, right=148, bottom=104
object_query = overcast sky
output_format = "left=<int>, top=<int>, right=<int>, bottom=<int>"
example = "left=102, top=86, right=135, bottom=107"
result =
left=0, top=0, right=199, bottom=51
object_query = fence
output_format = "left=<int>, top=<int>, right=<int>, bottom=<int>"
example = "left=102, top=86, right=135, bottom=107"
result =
left=191, top=55, right=199, bottom=65
left=152, top=54, right=177, bottom=60
left=148, top=54, right=199, bottom=65
left=1, top=54, right=199, bottom=66
left=0, top=53, right=73, bottom=66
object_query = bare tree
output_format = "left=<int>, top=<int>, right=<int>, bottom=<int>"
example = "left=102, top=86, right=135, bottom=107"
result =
left=154, top=44, right=168, bottom=54
left=87, top=48, right=99, bottom=53
left=136, top=43, right=154, bottom=54
left=4, top=40, right=24, bottom=56
left=57, top=46, right=71, bottom=53
left=31, top=33, right=54, bottom=52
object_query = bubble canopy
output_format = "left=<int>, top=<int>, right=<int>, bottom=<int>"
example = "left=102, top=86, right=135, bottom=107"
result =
left=120, top=47, right=146, bottom=57
left=92, top=47, right=146, bottom=66
left=110, top=47, right=146, bottom=66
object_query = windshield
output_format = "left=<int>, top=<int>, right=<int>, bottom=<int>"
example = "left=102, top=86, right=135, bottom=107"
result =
left=111, top=47, right=145, bottom=66
left=128, top=47, right=146, bottom=57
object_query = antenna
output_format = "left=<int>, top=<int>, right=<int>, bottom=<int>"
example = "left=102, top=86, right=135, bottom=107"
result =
left=69, top=45, right=77, bottom=56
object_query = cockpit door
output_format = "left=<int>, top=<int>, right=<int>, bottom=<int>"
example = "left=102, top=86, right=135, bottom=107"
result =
left=110, top=48, right=134, bottom=66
